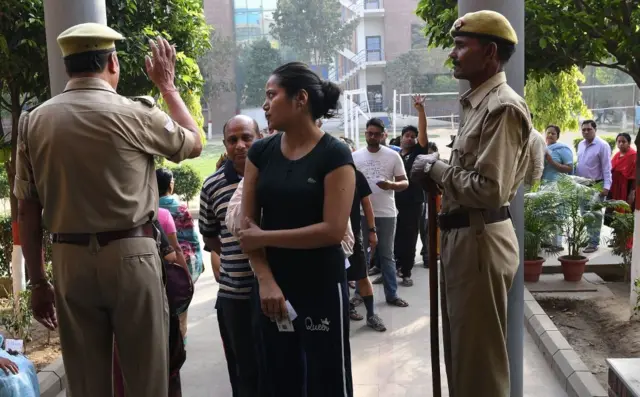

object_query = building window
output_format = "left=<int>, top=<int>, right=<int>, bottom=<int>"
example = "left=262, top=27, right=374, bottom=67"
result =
left=366, top=36, right=382, bottom=61
left=364, top=0, right=380, bottom=9
left=411, top=24, right=428, bottom=49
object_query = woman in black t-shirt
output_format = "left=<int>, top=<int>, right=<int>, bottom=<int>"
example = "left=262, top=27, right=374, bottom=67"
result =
left=237, top=62, right=356, bottom=397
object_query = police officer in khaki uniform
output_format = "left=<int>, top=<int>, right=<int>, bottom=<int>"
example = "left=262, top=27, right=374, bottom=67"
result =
left=412, top=11, right=531, bottom=397
left=14, top=23, right=202, bottom=396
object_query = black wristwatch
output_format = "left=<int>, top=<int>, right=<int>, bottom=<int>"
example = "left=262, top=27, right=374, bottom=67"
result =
left=27, top=278, right=51, bottom=291
left=369, top=227, right=377, bottom=233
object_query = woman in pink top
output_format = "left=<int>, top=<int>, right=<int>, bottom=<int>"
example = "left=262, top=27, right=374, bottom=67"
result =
left=159, top=208, right=189, bottom=272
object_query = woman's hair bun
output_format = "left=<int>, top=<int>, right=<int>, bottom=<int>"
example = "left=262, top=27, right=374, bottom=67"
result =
left=320, top=80, right=341, bottom=119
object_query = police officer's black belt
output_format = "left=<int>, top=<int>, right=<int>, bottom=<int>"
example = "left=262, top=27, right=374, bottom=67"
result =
left=52, top=223, right=154, bottom=246
left=438, top=206, right=510, bottom=231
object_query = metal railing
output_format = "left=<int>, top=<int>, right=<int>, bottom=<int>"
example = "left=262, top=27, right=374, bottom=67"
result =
left=364, top=0, right=383, bottom=10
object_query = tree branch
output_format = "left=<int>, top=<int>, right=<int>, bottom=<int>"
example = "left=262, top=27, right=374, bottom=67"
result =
left=20, top=94, right=35, bottom=108
left=584, top=59, right=629, bottom=75
left=573, top=0, right=596, bottom=15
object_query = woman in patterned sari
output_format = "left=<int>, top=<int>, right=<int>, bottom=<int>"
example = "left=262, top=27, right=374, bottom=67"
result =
left=157, top=168, right=203, bottom=342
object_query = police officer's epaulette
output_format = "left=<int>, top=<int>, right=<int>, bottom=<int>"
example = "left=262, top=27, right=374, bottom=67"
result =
left=129, top=96, right=156, bottom=108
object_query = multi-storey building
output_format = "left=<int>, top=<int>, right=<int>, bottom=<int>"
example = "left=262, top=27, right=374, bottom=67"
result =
left=203, top=0, right=278, bottom=126
left=330, top=0, right=450, bottom=112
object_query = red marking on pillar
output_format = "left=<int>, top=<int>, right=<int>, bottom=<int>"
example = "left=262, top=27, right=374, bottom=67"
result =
left=11, top=221, right=20, bottom=246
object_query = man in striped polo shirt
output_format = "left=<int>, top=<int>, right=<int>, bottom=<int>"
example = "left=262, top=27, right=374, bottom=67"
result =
left=199, top=115, right=260, bottom=396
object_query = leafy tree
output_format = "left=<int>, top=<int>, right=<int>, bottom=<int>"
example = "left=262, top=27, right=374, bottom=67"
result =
left=416, top=0, right=640, bottom=88
left=525, top=67, right=591, bottom=132
left=107, top=0, right=210, bottom=97
left=595, top=67, right=634, bottom=86
left=385, top=51, right=426, bottom=94
left=270, top=0, right=358, bottom=65
left=198, top=31, right=236, bottom=120
left=0, top=0, right=48, bottom=225
left=385, top=50, right=455, bottom=94
left=239, top=39, right=282, bottom=108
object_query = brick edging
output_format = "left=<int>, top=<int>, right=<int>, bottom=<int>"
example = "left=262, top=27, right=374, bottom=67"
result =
left=37, top=356, right=65, bottom=397
left=524, top=288, right=607, bottom=397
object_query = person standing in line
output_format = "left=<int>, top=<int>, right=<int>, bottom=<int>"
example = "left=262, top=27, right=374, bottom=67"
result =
left=541, top=125, right=573, bottom=252
left=237, top=62, right=355, bottom=396
left=394, top=95, right=429, bottom=287
left=339, top=137, right=387, bottom=332
left=412, top=11, right=531, bottom=397
left=199, top=115, right=261, bottom=396
left=156, top=167, right=202, bottom=343
left=15, top=23, right=202, bottom=397
left=542, top=125, right=574, bottom=183
left=575, top=119, right=612, bottom=253
left=419, top=141, right=439, bottom=267
left=353, top=118, right=409, bottom=307
left=604, top=132, right=636, bottom=248
left=524, top=122, right=546, bottom=190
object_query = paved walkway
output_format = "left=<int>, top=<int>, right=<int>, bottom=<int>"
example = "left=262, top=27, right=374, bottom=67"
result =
left=59, top=230, right=568, bottom=397
left=179, top=267, right=566, bottom=397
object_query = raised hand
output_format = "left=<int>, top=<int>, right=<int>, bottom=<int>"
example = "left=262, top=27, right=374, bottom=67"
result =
left=412, top=94, right=426, bottom=109
left=145, top=36, right=177, bottom=94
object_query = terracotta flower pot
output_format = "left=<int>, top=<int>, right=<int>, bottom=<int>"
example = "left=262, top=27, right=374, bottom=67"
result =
left=524, top=257, right=545, bottom=282
left=558, top=255, right=588, bottom=282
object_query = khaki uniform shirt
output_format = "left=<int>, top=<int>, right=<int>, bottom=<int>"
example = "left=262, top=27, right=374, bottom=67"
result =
left=524, top=128, right=546, bottom=186
left=430, top=72, right=532, bottom=213
left=14, top=77, right=197, bottom=233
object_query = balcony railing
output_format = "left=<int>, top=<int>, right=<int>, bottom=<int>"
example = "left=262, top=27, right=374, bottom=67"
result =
left=364, top=0, right=383, bottom=10
left=329, top=48, right=385, bottom=83
left=366, top=49, right=383, bottom=62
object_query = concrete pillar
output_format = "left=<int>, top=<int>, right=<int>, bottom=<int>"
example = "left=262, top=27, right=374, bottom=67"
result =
left=456, top=1, right=526, bottom=396
left=44, top=0, right=108, bottom=96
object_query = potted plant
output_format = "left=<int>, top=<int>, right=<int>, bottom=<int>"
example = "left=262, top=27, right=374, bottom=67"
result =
left=523, top=189, right=562, bottom=282
left=554, top=175, right=628, bottom=281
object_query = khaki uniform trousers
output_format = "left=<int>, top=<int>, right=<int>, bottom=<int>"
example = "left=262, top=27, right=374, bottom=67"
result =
left=440, top=217, right=518, bottom=397
left=52, top=236, right=169, bottom=397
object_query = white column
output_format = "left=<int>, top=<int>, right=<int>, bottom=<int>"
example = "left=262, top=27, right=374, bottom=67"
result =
left=355, top=106, right=360, bottom=149
left=392, top=89, right=397, bottom=137
left=343, top=94, right=349, bottom=139
left=10, top=243, right=24, bottom=309
left=44, top=0, right=108, bottom=96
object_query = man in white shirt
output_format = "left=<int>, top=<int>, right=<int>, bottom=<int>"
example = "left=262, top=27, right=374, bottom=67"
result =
left=353, top=118, right=409, bottom=307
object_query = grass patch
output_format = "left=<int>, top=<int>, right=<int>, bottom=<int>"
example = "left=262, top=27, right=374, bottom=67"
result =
left=179, top=140, right=226, bottom=180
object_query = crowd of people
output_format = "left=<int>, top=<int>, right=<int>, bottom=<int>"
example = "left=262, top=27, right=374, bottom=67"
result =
left=527, top=121, right=636, bottom=253
left=6, top=7, right=636, bottom=397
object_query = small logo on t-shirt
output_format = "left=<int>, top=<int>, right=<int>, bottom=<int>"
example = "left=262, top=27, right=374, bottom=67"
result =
left=305, top=317, right=330, bottom=332
left=307, top=177, right=317, bottom=184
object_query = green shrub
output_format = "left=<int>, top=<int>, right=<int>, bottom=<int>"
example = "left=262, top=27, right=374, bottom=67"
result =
left=171, top=163, right=203, bottom=203
left=602, top=135, right=617, bottom=151
left=0, top=166, right=9, bottom=200
left=0, top=217, right=12, bottom=277
left=573, top=135, right=616, bottom=151
left=609, top=211, right=634, bottom=281
left=0, top=216, right=53, bottom=278
left=0, top=289, right=34, bottom=343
